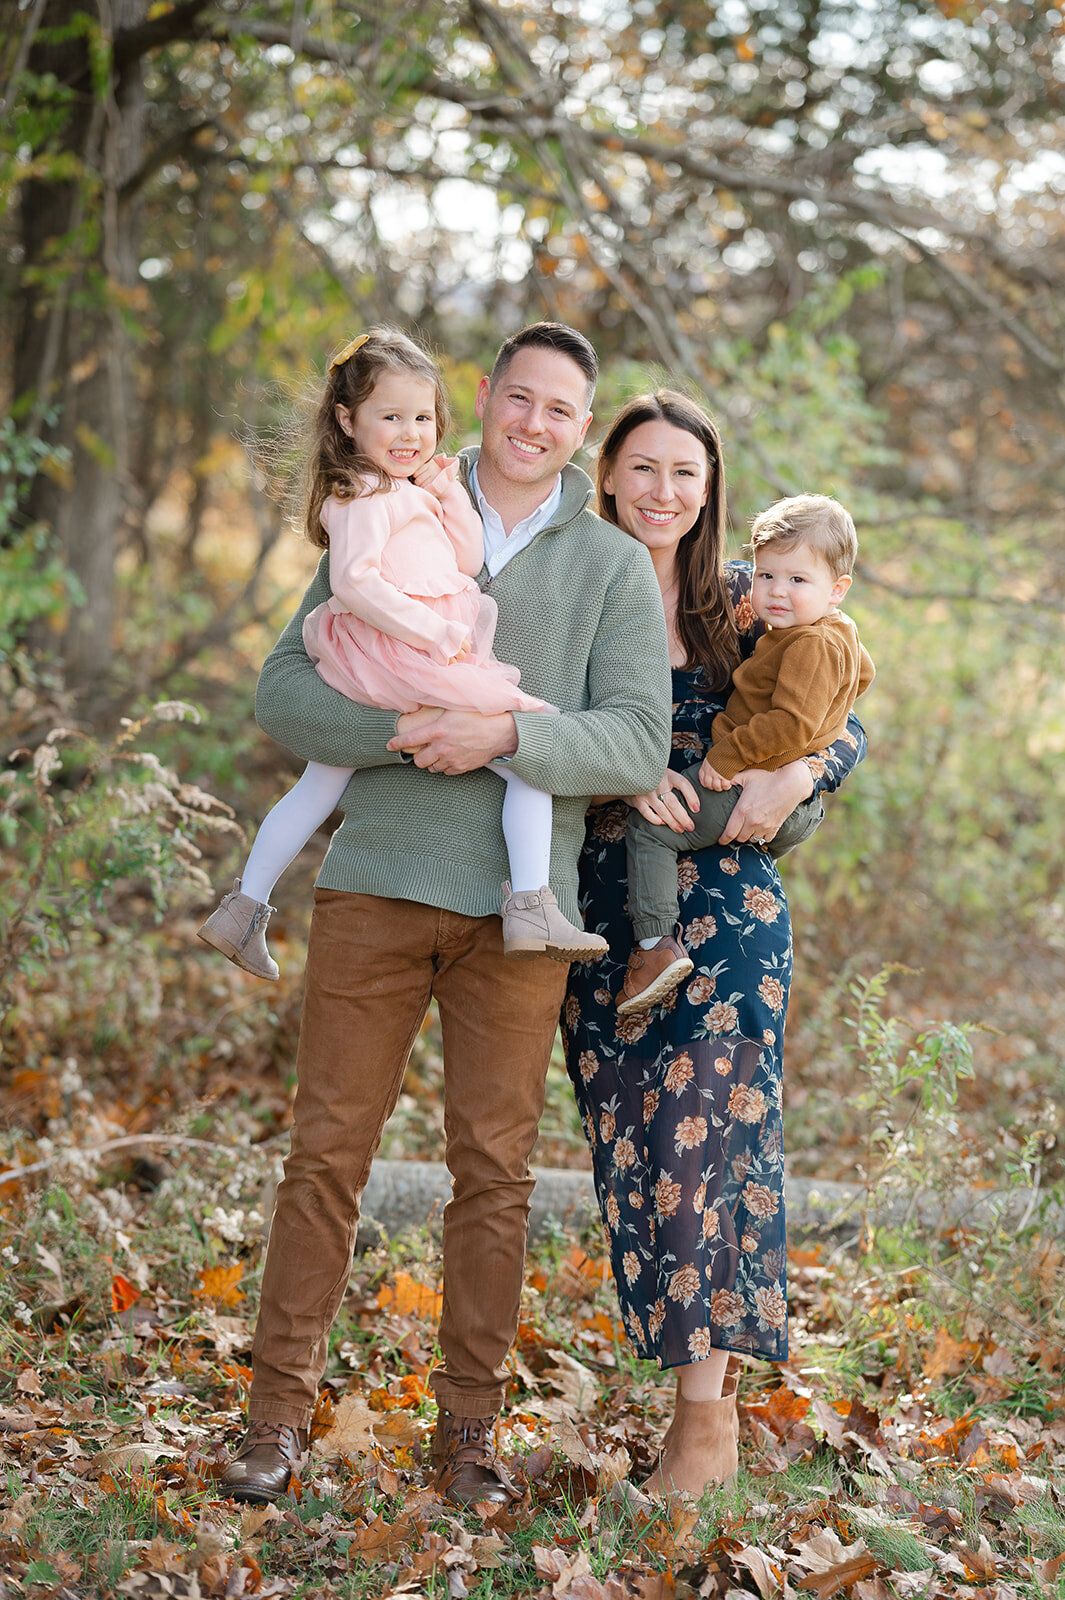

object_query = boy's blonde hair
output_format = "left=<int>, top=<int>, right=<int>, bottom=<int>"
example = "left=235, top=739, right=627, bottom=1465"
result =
left=749, top=494, right=857, bottom=581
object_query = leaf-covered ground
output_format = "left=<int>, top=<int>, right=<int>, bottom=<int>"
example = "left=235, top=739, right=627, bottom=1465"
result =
left=1, top=1122, right=1064, bottom=1600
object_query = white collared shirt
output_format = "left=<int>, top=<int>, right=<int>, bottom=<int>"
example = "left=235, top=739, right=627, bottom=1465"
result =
left=470, top=462, right=563, bottom=579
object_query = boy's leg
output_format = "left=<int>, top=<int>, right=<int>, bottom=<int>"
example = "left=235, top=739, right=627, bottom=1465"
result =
left=241, top=761, right=354, bottom=903
left=626, top=764, right=740, bottom=940
left=766, top=794, right=824, bottom=859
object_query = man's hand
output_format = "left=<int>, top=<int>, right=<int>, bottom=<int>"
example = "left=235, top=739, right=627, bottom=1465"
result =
left=626, top=767, right=701, bottom=834
left=697, top=757, right=733, bottom=792
left=388, top=708, right=519, bottom=774
left=716, top=760, right=814, bottom=847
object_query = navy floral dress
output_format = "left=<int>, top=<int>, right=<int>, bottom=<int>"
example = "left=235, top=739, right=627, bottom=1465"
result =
left=562, top=564, right=866, bottom=1369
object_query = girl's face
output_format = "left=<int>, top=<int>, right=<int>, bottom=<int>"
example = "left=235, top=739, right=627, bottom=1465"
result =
left=602, top=419, right=710, bottom=559
left=338, top=371, right=438, bottom=477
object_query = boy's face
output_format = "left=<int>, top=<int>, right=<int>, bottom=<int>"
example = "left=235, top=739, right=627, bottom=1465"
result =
left=751, top=541, right=852, bottom=630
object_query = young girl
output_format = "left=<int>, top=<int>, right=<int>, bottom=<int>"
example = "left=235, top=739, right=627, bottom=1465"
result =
left=197, top=327, right=607, bottom=979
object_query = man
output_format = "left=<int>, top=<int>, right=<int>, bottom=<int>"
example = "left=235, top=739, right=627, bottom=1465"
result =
left=220, top=323, right=671, bottom=1507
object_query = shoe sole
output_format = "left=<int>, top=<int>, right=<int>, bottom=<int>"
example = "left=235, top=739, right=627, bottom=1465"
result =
left=617, top=957, right=694, bottom=1016
left=224, top=1481, right=285, bottom=1504
left=504, top=938, right=609, bottom=964
left=197, top=926, right=279, bottom=981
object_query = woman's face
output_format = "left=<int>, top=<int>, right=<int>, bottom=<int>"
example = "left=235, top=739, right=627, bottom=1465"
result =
left=602, top=419, right=710, bottom=559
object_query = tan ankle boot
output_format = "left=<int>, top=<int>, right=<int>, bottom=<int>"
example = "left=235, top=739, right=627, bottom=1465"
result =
left=197, top=879, right=279, bottom=980
left=659, top=1353, right=741, bottom=1456
left=644, top=1384, right=739, bottom=1499
left=501, top=883, right=609, bottom=964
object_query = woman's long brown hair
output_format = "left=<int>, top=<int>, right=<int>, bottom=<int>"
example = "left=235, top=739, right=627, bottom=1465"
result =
left=596, top=390, right=739, bottom=690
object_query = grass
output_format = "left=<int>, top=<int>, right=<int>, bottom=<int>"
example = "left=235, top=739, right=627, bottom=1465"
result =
left=2, top=1155, right=1064, bottom=1600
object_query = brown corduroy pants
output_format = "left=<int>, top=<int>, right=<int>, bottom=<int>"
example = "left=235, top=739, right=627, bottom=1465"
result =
left=248, top=889, right=569, bottom=1427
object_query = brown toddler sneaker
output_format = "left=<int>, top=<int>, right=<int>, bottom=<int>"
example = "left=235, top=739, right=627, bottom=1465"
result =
left=197, top=879, right=279, bottom=980
left=616, top=936, right=693, bottom=1016
left=501, top=882, right=609, bottom=963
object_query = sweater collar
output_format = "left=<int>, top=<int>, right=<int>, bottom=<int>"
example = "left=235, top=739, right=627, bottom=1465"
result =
left=458, top=446, right=594, bottom=532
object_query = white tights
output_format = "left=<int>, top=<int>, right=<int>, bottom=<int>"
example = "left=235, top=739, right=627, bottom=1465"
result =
left=239, top=760, right=553, bottom=905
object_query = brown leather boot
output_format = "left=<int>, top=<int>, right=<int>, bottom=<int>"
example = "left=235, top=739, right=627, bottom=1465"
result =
left=643, top=1386, right=739, bottom=1499
left=616, top=936, right=693, bottom=1016
left=220, top=1421, right=308, bottom=1503
left=430, top=1410, right=521, bottom=1508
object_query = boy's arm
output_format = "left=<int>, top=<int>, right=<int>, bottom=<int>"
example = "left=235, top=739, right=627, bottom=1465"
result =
left=709, top=632, right=851, bottom=780
left=255, top=553, right=409, bottom=771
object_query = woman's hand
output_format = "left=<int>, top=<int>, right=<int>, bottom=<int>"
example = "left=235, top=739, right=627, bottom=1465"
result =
left=626, top=767, right=701, bottom=834
left=718, top=759, right=814, bottom=847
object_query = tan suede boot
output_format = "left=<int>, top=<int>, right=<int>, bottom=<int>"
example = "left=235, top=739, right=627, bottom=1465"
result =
left=644, top=1371, right=739, bottom=1499
left=501, top=883, right=609, bottom=964
left=197, top=879, right=279, bottom=980
left=658, top=1353, right=741, bottom=1456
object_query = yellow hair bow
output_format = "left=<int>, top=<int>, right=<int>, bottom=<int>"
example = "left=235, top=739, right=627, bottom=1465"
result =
left=329, top=333, right=370, bottom=373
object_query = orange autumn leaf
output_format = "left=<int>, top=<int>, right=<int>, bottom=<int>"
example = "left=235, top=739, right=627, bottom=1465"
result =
left=111, top=1273, right=140, bottom=1313
left=375, top=1270, right=442, bottom=1319
left=564, top=1245, right=612, bottom=1284
left=194, top=1263, right=245, bottom=1306
left=922, top=1325, right=981, bottom=1381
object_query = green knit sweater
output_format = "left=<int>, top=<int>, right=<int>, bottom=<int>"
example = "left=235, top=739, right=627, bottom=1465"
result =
left=254, top=452, right=672, bottom=922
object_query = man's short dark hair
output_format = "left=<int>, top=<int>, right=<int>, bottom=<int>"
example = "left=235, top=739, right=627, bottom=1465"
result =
left=490, top=322, right=598, bottom=407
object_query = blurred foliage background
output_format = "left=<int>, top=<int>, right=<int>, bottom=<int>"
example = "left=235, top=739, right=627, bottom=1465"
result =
left=2, top=0, right=1063, bottom=1186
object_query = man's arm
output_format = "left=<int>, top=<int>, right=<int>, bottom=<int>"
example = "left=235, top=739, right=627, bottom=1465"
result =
left=255, top=553, right=409, bottom=771
left=390, top=548, right=672, bottom=796
left=505, top=552, right=671, bottom=796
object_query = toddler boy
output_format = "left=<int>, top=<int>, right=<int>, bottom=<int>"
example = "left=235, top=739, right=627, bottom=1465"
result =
left=618, top=493, right=875, bottom=1016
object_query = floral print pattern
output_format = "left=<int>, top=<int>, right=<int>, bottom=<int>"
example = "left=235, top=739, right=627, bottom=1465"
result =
left=562, top=563, right=865, bottom=1370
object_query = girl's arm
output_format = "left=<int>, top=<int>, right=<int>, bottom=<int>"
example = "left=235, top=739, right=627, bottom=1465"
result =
left=415, top=456, right=485, bottom=580
left=325, top=495, right=469, bottom=665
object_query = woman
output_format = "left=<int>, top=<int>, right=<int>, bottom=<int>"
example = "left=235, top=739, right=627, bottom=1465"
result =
left=562, top=392, right=865, bottom=1496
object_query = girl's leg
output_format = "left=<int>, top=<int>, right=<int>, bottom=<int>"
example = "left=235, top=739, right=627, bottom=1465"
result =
left=241, top=763, right=354, bottom=903
left=490, top=765, right=608, bottom=963
left=489, top=765, right=552, bottom=894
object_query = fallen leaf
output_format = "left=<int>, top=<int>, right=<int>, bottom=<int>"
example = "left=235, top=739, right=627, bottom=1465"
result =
left=94, top=1442, right=185, bottom=1475
left=735, top=1542, right=784, bottom=1597
left=313, top=1392, right=377, bottom=1460
left=193, top=1263, right=244, bottom=1307
left=112, top=1273, right=141, bottom=1312
left=922, top=1326, right=981, bottom=1381
left=376, top=1270, right=443, bottom=1319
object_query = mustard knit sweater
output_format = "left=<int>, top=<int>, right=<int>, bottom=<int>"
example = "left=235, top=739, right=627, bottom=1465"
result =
left=710, top=611, right=875, bottom=780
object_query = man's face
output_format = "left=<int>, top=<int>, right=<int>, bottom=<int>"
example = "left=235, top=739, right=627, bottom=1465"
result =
left=475, top=347, right=592, bottom=491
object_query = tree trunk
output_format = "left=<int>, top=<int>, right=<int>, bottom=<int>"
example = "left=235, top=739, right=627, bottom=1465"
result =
left=13, top=0, right=147, bottom=701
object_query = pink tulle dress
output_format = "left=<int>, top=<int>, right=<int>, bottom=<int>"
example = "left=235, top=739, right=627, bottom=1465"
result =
left=302, top=468, right=548, bottom=716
